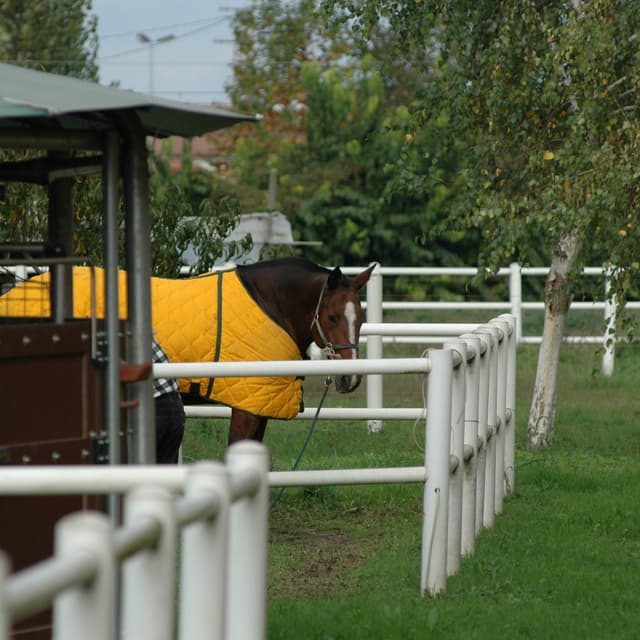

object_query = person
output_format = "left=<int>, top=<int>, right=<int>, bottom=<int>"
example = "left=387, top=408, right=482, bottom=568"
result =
left=152, top=338, right=185, bottom=464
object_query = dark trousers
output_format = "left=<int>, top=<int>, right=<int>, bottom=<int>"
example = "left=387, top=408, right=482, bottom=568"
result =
left=155, top=391, right=185, bottom=464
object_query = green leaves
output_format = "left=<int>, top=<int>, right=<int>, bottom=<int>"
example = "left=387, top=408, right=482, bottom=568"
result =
left=0, top=0, right=97, bottom=79
left=332, top=0, right=640, bottom=288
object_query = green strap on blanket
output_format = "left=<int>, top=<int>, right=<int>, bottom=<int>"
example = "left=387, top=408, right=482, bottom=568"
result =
left=205, top=270, right=225, bottom=398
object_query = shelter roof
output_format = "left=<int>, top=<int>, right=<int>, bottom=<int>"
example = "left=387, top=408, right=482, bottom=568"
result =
left=0, top=62, right=258, bottom=139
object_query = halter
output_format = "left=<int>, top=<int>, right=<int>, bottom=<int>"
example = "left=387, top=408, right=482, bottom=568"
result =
left=310, top=280, right=360, bottom=359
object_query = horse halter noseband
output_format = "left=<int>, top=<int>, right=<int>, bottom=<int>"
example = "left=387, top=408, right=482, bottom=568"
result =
left=310, top=280, right=360, bottom=359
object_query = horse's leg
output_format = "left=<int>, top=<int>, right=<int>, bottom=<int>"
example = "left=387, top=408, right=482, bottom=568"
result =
left=229, top=408, right=268, bottom=444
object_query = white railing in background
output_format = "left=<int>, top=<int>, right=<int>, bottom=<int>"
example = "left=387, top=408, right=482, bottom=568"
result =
left=342, top=263, right=640, bottom=380
left=0, top=443, right=270, bottom=640
left=7, top=262, right=634, bottom=379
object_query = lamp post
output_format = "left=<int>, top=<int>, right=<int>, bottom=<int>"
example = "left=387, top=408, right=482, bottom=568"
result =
left=136, top=32, right=175, bottom=95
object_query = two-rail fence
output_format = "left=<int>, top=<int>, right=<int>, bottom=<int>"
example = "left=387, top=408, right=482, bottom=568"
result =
left=0, top=313, right=516, bottom=639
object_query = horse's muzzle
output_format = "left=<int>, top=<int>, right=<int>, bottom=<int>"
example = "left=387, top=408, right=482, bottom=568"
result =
left=334, top=374, right=362, bottom=394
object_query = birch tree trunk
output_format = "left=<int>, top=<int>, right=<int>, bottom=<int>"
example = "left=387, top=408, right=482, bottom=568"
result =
left=527, top=229, right=581, bottom=448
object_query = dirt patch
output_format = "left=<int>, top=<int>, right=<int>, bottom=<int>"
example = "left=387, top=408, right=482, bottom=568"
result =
left=268, top=524, right=367, bottom=599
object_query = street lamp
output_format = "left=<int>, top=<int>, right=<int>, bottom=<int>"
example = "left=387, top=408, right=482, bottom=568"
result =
left=136, top=32, right=175, bottom=95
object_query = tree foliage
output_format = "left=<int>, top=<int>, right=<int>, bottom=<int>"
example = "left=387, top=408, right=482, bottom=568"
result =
left=0, top=0, right=98, bottom=79
left=325, top=0, right=640, bottom=291
left=228, top=0, right=468, bottom=268
left=324, top=0, right=640, bottom=447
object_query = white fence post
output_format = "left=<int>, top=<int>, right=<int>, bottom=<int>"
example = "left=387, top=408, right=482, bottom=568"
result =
left=421, top=348, right=453, bottom=596
left=474, top=331, right=491, bottom=534
left=53, top=512, right=115, bottom=640
left=225, top=441, right=270, bottom=640
left=478, top=325, right=499, bottom=529
left=500, top=314, right=517, bottom=495
left=444, top=341, right=466, bottom=578
left=509, top=262, right=522, bottom=342
left=490, top=318, right=510, bottom=515
left=179, top=462, right=230, bottom=640
left=366, top=263, right=384, bottom=433
left=459, top=334, right=481, bottom=557
left=121, top=486, right=176, bottom=640
left=602, top=269, right=617, bottom=376
left=0, top=552, right=9, bottom=640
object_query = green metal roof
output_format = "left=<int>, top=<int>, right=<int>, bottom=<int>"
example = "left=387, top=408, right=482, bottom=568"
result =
left=0, top=62, right=258, bottom=138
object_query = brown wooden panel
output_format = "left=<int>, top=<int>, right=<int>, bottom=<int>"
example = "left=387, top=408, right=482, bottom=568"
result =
left=0, top=322, right=101, bottom=446
left=0, top=321, right=127, bottom=639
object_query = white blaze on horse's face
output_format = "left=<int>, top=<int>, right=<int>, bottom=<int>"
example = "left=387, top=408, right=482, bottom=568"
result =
left=313, top=263, right=376, bottom=394
left=337, top=298, right=361, bottom=392
left=345, top=301, right=357, bottom=355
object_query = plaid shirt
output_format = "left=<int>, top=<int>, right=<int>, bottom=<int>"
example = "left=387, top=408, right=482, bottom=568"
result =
left=152, top=339, right=179, bottom=397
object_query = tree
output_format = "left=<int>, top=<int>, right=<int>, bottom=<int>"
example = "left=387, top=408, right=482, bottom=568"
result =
left=0, top=0, right=98, bottom=79
left=327, top=0, right=640, bottom=447
left=283, top=57, right=468, bottom=268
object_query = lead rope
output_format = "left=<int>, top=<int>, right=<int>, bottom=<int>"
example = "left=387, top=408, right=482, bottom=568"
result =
left=270, top=375, right=333, bottom=511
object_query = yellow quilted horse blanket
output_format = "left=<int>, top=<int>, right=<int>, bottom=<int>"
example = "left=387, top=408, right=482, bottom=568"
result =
left=0, top=267, right=303, bottom=419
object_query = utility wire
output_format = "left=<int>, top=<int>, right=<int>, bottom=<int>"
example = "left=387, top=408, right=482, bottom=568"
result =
left=99, top=17, right=231, bottom=62
left=101, top=15, right=230, bottom=40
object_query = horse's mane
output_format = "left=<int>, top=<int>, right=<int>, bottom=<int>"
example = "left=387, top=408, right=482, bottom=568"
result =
left=237, top=256, right=357, bottom=297
left=238, top=256, right=330, bottom=275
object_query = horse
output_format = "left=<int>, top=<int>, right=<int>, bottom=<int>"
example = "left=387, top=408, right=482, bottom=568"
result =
left=226, top=257, right=375, bottom=443
left=0, top=256, right=375, bottom=447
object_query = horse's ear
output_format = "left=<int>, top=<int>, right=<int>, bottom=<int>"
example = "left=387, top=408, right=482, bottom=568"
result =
left=327, top=266, right=342, bottom=290
left=351, top=263, right=377, bottom=291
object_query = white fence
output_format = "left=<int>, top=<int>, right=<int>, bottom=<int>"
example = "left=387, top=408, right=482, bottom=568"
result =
left=0, top=443, right=270, bottom=640
left=1, top=313, right=516, bottom=637
left=341, top=263, right=640, bottom=378
left=158, top=312, right=517, bottom=597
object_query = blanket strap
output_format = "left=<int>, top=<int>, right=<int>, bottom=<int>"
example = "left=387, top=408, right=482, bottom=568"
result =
left=205, top=270, right=225, bottom=398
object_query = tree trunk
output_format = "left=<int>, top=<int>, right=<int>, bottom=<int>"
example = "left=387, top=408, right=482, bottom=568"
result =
left=527, top=229, right=581, bottom=448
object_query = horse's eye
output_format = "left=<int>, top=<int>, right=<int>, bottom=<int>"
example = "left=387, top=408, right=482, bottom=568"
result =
left=328, top=314, right=338, bottom=325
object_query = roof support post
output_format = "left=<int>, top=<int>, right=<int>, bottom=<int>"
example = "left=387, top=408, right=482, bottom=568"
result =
left=103, top=130, right=123, bottom=519
left=118, top=113, right=155, bottom=464
left=47, top=151, right=73, bottom=321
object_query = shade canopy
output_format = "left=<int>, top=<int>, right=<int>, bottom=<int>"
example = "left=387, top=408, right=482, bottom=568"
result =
left=0, top=62, right=257, bottom=138
left=0, top=62, right=260, bottom=464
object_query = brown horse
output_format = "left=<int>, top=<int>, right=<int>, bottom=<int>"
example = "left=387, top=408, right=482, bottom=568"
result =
left=227, top=257, right=375, bottom=443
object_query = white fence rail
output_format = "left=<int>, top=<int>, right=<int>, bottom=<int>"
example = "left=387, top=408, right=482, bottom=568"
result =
left=1, top=313, right=516, bottom=637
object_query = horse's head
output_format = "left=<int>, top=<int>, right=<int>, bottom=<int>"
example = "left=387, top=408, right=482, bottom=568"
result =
left=311, top=263, right=376, bottom=393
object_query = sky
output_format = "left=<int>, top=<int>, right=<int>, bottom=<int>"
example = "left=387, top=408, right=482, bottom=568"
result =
left=92, top=0, right=248, bottom=105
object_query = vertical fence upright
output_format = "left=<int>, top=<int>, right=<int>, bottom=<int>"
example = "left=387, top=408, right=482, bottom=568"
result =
left=225, top=441, right=270, bottom=640
left=509, top=262, right=522, bottom=342
left=480, top=325, right=499, bottom=529
left=366, top=263, right=384, bottom=433
left=445, top=341, right=466, bottom=578
left=474, top=331, right=491, bottom=534
left=490, top=318, right=509, bottom=515
left=501, top=314, right=517, bottom=495
left=421, top=348, right=453, bottom=596
left=179, top=462, right=230, bottom=640
left=121, top=486, right=176, bottom=640
left=460, top=334, right=481, bottom=557
left=53, top=512, right=115, bottom=640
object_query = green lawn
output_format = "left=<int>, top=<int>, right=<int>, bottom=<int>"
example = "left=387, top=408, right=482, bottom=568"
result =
left=183, top=342, right=640, bottom=639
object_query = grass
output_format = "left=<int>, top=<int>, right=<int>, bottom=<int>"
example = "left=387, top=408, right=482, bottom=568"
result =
left=182, top=341, right=640, bottom=640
